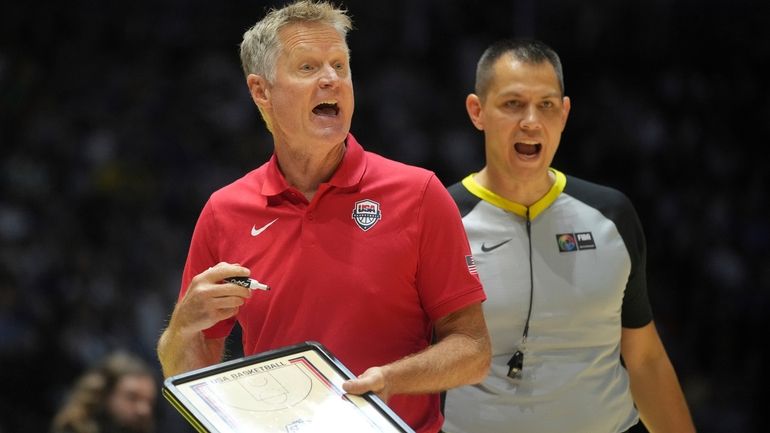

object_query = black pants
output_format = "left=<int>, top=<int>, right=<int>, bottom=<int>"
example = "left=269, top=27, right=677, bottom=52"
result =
left=623, top=422, right=646, bottom=433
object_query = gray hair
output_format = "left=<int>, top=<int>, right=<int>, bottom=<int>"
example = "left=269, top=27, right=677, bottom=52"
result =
left=475, top=38, right=565, bottom=100
left=239, top=0, right=353, bottom=82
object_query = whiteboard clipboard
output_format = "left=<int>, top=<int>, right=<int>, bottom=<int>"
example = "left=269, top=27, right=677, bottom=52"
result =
left=162, top=341, right=415, bottom=433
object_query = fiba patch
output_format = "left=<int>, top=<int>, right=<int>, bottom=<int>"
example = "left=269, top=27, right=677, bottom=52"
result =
left=352, top=199, right=382, bottom=231
left=556, top=232, right=596, bottom=252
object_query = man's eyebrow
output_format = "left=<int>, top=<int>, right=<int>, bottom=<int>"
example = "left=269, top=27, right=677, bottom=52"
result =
left=540, top=92, right=562, bottom=99
left=496, top=90, right=561, bottom=99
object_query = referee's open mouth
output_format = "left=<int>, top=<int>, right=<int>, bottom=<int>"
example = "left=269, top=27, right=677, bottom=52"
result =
left=312, top=101, right=339, bottom=117
left=514, top=142, right=542, bottom=157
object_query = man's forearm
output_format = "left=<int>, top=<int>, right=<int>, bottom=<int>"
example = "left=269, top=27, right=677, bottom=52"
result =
left=157, top=324, right=225, bottom=378
left=343, top=303, right=491, bottom=400
left=622, top=324, right=696, bottom=433
left=629, top=355, right=696, bottom=433
left=383, top=330, right=490, bottom=396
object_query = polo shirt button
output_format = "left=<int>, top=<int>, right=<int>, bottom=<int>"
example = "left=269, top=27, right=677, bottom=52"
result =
left=307, top=212, right=314, bottom=220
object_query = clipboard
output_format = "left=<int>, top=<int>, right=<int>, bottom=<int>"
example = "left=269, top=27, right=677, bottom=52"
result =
left=162, top=341, right=415, bottom=433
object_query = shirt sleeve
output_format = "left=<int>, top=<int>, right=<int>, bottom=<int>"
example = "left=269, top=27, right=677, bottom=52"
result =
left=179, top=200, right=237, bottom=339
left=616, top=195, right=654, bottom=328
left=415, top=175, right=486, bottom=321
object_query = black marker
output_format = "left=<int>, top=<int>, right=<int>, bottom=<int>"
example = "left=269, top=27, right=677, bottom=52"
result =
left=224, top=276, right=270, bottom=291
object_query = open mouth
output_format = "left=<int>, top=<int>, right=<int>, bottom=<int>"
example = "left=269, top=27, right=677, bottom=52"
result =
left=514, top=142, right=541, bottom=156
left=312, top=101, right=339, bottom=116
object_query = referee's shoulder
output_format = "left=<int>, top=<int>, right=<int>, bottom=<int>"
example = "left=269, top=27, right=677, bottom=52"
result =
left=565, top=174, right=634, bottom=209
left=446, top=180, right=465, bottom=196
left=564, top=174, right=642, bottom=231
left=445, top=177, right=480, bottom=217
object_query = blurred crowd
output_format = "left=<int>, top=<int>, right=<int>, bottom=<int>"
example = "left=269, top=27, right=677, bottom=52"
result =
left=1, top=0, right=767, bottom=432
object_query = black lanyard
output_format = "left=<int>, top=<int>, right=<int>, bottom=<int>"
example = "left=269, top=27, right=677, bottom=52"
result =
left=507, top=207, right=533, bottom=379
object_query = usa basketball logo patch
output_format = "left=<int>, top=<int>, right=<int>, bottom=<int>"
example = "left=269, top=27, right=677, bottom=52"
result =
left=352, top=199, right=382, bottom=231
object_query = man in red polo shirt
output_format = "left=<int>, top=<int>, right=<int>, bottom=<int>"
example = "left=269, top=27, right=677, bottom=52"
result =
left=156, top=1, right=491, bottom=432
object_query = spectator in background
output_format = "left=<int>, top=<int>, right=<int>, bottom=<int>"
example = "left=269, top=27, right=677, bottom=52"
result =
left=51, top=351, right=157, bottom=433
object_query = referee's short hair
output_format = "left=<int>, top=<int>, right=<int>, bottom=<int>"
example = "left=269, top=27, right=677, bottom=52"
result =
left=475, top=39, right=565, bottom=100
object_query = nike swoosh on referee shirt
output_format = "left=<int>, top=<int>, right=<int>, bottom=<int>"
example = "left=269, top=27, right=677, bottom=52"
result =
left=251, top=218, right=279, bottom=237
left=481, top=239, right=512, bottom=253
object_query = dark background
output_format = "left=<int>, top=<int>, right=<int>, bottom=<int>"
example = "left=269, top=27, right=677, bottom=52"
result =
left=1, top=0, right=767, bottom=432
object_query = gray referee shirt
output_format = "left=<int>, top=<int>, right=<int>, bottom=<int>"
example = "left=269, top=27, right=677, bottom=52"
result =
left=443, top=169, right=652, bottom=433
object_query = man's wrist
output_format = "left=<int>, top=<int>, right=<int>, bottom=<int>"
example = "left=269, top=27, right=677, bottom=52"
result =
left=166, top=311, right=204, bottom=340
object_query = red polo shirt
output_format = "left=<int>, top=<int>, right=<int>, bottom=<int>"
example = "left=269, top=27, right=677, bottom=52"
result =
left=179, top=134, right=485, bottom=432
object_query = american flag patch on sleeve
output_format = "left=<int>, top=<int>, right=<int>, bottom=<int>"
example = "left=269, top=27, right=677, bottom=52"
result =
left=465, top=255, right=478, bottom=275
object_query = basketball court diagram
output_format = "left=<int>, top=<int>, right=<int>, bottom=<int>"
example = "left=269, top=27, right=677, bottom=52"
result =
left=195, top=362, right=314, bottom=412
left=185, top=356, right=387, bottom=432
left=168, top=347, right=410, bottom=433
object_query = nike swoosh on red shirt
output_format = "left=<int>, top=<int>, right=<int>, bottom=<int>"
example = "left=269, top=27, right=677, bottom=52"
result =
left=251, top=218, right=279, bottom=236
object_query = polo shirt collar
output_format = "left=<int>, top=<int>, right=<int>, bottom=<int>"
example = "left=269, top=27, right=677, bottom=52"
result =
left=261, top=133, right=367, bottom=198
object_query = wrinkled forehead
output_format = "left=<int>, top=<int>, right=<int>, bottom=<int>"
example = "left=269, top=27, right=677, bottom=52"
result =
left=278, top=22, right=349, bottom=56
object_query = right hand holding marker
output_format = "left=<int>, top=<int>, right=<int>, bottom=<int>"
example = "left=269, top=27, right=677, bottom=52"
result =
left=171, top=262, right=251, bottom=334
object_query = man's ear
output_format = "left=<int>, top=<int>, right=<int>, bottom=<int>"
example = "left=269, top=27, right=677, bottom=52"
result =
left=561, top=95, right=571, bottom=129
left=466, top=93, right=484, bottom=131
left=247, top=74, right=270, bottom=107
left=246, top=74, right=274, bottom=134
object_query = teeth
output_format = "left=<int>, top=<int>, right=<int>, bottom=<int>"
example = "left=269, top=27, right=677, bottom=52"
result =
left=319, top=100, right=337, bottom=105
